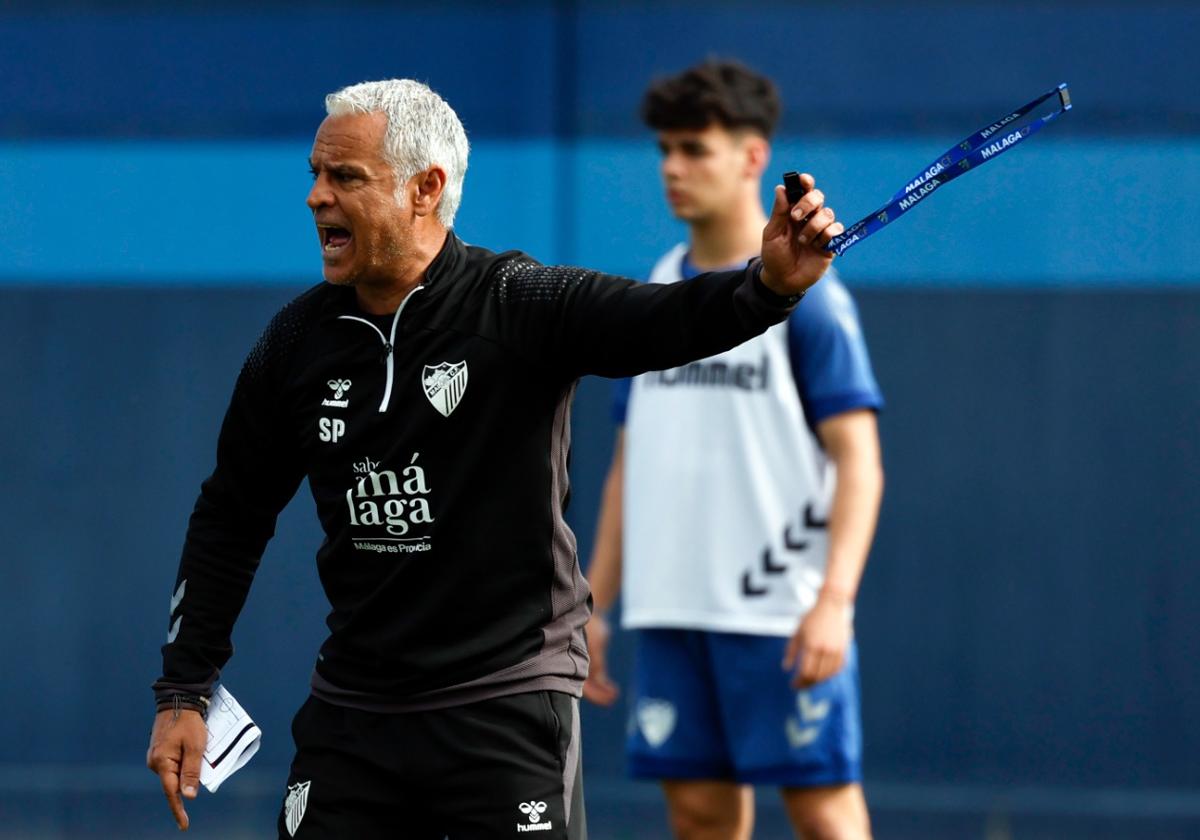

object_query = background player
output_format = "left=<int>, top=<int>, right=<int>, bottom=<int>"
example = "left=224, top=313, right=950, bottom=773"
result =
left=584, top=60, right=885, bottom=840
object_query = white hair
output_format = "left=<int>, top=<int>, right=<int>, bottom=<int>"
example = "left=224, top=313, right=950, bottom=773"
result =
left=325, top=79, right=470, bottom=228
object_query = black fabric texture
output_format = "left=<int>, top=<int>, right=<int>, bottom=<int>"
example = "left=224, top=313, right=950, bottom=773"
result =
left=277, top=692, right=587, bottom=839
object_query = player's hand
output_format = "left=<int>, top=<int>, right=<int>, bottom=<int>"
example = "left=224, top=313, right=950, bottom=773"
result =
left=759, top=173, right=843, bottom=297
left=782, top=594, right=853, bottom=689
left=146, top=707, right=207, bottom=831
left=582, top=613, right=620, bottom=706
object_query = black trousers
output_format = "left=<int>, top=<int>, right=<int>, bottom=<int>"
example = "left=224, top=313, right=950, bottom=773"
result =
left=277, top=691, right=587, bottom=839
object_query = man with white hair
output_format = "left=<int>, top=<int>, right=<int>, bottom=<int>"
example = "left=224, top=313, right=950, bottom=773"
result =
left=145, top=78, right=845, bottom=839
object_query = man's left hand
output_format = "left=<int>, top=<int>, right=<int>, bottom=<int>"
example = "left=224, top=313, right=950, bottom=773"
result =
left=759, top=173, right=844, bottom=297
left=146, top=707, right=207, bottom=831
left=782, top=593, right=853, bottom=689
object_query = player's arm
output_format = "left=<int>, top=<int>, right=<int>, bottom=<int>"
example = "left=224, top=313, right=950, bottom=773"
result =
left=785, top=409, right=883, bottom=687
left=147, top=319, right=306, bottom=831
left=582, top=429, right=624, bottom=706
left=818, top=410, right=883, bottom=605
left=778, top=277, right=884, bottom=688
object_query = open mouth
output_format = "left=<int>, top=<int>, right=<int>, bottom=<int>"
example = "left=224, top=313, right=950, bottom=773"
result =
left=318, top=224, right=353, bottom=253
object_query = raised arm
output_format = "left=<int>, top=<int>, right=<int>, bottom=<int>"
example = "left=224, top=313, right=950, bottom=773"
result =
left=489, top=174, right=842, bottom=379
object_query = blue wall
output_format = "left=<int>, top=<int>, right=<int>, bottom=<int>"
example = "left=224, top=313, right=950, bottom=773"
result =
left=5, top=1, right=1197, bottom=139
left=2, top=2, right=1198, bottom=837
left=4, top=137, right=1199, bottom=285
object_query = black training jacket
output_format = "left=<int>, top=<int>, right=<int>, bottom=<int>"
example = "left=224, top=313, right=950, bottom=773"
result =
left=154, top=233, right=798, bottom=712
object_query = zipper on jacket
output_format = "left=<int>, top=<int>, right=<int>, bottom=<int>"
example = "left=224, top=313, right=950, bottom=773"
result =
left=337, top=285, right=424, bottom=412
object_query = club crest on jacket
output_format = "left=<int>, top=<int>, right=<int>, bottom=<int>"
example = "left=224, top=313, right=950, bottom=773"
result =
left=422, top=361, right=469, bottom=417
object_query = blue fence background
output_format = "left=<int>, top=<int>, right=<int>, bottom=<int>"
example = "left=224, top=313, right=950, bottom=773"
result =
left=1, top=2, right=1197, bottom=838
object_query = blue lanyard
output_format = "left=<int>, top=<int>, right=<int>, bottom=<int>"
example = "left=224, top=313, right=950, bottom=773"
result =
left=818, top=84, right=1072, bottom=257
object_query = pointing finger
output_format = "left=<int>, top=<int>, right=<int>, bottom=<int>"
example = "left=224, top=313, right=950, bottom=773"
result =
left=157, top=765, right=189, bottom=831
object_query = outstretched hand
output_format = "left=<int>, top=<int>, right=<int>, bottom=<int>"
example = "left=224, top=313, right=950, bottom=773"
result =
left=759, top=173, right=844, bottom=297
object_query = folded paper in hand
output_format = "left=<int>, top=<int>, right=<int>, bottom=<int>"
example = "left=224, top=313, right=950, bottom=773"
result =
left=200, top=685, right=262, bottom=793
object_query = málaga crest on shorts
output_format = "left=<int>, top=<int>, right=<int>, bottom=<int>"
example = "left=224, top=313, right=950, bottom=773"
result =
left=636, top=698, right=676, bottom=748
left=284, top=780, right=310, bottom=837
left=422, top=361, right=469, bottom=417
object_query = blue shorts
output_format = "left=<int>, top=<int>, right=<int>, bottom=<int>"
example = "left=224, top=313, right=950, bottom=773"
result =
left=627, top=628, right=862, bottom=787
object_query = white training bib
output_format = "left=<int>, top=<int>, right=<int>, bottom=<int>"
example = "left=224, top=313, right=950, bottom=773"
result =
left=622, top=245, right=836, bottom=636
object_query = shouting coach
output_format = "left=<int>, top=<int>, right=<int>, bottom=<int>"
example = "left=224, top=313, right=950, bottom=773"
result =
left=145, top=78, right=845, bottom=839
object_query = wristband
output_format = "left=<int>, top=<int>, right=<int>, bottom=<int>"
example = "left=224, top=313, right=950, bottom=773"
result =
left=157, top=692, right=210, bottom=717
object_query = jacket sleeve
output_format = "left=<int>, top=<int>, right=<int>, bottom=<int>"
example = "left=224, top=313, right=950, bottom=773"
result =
left=152, top=310, right=308, bottom=708
left=486, top=257, right=800, bottom=379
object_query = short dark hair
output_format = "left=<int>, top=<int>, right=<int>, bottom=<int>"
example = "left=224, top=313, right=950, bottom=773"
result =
left=640, top=60, right=781, bottom=138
